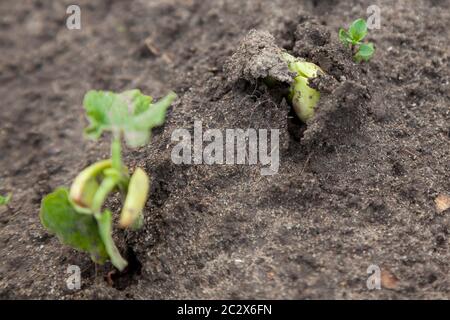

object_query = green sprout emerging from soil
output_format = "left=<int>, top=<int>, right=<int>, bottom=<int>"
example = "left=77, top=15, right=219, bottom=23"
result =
left=281, top=52, right=323, bottom=123
left=339, top=18, right=375, bottom=62
left=40, top=89, right=176, bottom=271
left=0, top=193, right=12, bottom=206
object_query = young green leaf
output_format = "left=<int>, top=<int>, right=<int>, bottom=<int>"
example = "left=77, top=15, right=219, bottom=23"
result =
left=339, top=18, right=375, bottom=63
left=40, top=188, right=108, bottom=264
left=355, top=43, right=375, bottom=62
left=348, top=18, right=367, bottom=43
left=95, top=210, right=128, bottom=271
left=338, top=28, right=351, bottom=47
left=83, top=89, right=177, bottom=148
left=0, top=193, right=11, bottom=206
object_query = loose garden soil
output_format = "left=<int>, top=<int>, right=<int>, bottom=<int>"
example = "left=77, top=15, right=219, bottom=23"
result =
left=0, top=0, right=449, bottom=299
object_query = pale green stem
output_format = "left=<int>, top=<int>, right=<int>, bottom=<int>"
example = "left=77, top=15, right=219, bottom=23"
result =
left=111, top=136, right=122, bottom=174
left=91, top=176, right=118, bottom=214
left=111, top=135, right=130, bottom=194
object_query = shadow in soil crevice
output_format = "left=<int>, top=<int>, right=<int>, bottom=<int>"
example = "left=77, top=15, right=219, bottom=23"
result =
left=106, top=247, right=142, bottom=291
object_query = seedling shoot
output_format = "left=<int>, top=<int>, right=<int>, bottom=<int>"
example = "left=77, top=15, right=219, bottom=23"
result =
left=339, top=18, right=375, bottom=62
left=40, top=89, right=176, bottom=271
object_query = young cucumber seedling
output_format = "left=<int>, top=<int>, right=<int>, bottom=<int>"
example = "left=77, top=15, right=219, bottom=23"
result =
left=40, top=89, right=176, bottom=271
left=339, top=18, right=375, bottom=63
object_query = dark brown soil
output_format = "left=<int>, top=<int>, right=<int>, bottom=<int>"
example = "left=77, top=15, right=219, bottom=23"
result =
left=0, top=0, right=449, bottom=299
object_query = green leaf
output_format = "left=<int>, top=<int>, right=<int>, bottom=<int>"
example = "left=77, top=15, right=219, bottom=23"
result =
left=40, top=188, right=108, bottom=264
left=355, top=43, right=375, bottom=62
left=124, top=91, right=177, bottom=147
left=95, top=210, right=128, bottom=271
left=83, top=89, right=177, bottom=148
left=348, top=18, right=367, bottom=43
left=83, top=91, right=116, bottom=140
left=121, top=89, right=153, bottom=115
left=338, top=28, right=351, bottom=46
left=0, top=193, right=11, bottom=206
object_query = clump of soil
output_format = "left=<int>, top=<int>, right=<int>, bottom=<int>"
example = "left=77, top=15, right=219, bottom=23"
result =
left=224, top=26, right=371, bottom=146
left=224, top=30, right=294, bottom=84
left=0, top=0, right=449, bottom=299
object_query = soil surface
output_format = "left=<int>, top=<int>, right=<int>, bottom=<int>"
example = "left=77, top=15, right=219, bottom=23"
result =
left=0, top=0, right=449, bottom=299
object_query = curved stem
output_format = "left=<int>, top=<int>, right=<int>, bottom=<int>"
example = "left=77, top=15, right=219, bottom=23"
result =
left=69, top=160, right=112, bottom=211
left=91, top=176, right=118, bottom=214
left=95, top=210, right=128, bottom=271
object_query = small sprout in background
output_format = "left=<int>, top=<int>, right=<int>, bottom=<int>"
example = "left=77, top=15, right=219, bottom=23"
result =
left=0, top=193, right=12, bottom=206
left=40, top=89, right=176, bottom=271
left=280, top=52, right=323, bottom=123
left=339, top=18, right=375, bottom=62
